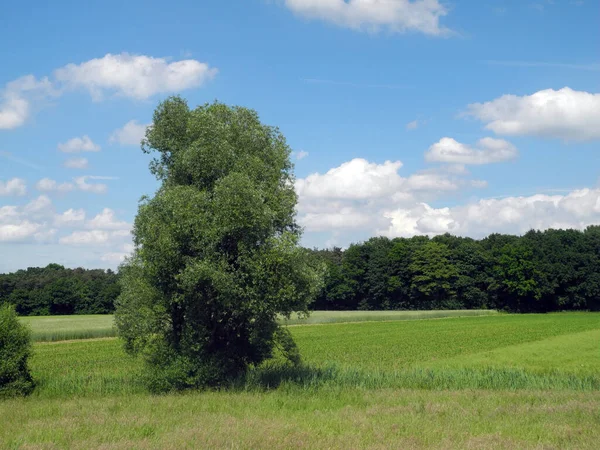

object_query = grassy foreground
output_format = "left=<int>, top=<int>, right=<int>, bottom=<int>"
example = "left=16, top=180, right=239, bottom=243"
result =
left=21, top=309, right=498, bottom=342
left=3, top=312, right=600, bottom=448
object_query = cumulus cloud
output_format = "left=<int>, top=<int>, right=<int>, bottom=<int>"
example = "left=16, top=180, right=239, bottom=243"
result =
left=109, top=120, right=150, bottom=146
left=295, top=158, right=483, bottom=234
left=36, top=178, right=75, bottom=193
left=35, top=176, right=115, bottom=194
left=86, top=208, right=130, bottom=230
left=59, top=229, right=131, bottom=246
left=0, top=75, right=56, bottom=130
left=0, top=222, right=42, bottom=243
left=63, top=157, right=89, bottom=169
left=0, top=195, right=53, bottom=242
left=54, top=53, right=218, bottom=100
left=0, top=178, right=27, bottom=196
left=380, top=188, right=600, bottom=238
left=296, top=159, right=405, bottom=200
left=0, top=193, right=132, bottom=268
left=466, top=87, right=600, bottom=141
left=284, top=0, right=450, bottom=36
left=58, top=135, right=100, bottom=153
left=1, top=53, right=217, bottom=130
left=425, top=137, right=518, bottom=165
left=54, top=209, right=86, bottom=227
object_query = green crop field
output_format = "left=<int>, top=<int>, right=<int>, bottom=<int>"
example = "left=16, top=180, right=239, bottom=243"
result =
left=21, top=309, right=498, bottom=342
left=3, top=312, right=600, bottom=448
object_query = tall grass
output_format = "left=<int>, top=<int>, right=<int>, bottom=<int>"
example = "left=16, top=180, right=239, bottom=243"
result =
left=21, top=315, right=116, bottom=342
left=241, top=362, right=600, bottom=393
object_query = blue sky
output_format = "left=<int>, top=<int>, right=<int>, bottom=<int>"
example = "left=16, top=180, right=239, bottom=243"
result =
left=1, top=0, right=599, bottom=272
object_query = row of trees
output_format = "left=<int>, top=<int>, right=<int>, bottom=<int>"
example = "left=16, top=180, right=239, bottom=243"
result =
left=0, top=264, right=120, bottom=316
left=310, top=227, right=600, bottom=313
left=3, top=226, right=600, bottom=316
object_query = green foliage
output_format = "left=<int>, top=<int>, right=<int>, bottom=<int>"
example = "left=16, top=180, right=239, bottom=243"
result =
left=310, top=227, right=600, bottom=313
left=116, top=98, right=323, bottom=391
left=0, top=304, right=34, bottom=398
left=0, top=264, right=120, bottom=316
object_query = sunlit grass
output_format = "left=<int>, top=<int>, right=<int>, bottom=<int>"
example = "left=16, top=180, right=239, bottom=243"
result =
left=21, top=315, right=116, bottom=342
left=21, top=309, right=499, bottom=342
left=5, top=312, right=600, bottom=448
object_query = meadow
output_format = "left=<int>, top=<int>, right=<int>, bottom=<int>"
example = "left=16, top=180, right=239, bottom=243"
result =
left=2, top=312, right=600, bottom=448
left=21, top=309, right=498, bottom=342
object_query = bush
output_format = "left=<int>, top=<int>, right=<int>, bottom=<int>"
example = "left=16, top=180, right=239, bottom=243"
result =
left=0, top=304, right=35, bottom=398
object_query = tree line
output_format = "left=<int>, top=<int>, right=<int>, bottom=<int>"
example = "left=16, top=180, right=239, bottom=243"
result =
left=0, top=264, right=119, bottom=316
left=3, top=226, right=600, bottom=316
left=309, top=227, right=600, bottom=313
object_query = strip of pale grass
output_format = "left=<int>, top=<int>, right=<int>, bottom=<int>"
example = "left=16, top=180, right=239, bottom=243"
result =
left=20, top=311, right=497, bottom=342
left=282, top=309, right=498, bottom=325
left=2, top=388, right=600, bottom=449
left=21, top=315, right=116, bottom=342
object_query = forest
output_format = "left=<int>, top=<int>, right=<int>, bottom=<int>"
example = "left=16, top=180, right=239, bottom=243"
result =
left=0, top=264, right=119, bottom=316
left=309, top=226, right=600, bottom=313
left=2, top=226, right=600, bottom=316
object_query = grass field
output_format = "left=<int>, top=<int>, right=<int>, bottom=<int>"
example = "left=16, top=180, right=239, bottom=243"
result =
left=20, top=314, right=116, bottom=342
left=3, top=312, right=600, bottom=448
left=21, top=309, right=498, bottom=342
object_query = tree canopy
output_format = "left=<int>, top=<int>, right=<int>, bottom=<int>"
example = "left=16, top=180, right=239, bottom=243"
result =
left=311, top=227, right=600, bottom=313
left=115, top=98, right=323, bottom=391
left=0, top=265, right=119, bottom=316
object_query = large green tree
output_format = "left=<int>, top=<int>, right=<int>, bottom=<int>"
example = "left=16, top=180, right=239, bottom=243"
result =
left=115, top=98, right=323, bottom=391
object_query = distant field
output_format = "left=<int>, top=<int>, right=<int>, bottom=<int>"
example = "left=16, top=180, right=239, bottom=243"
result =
left=21, top=309, right=498, bottom=342
left=21, top=314, right=116, bottom=342
left=282, top=309, right=498, bottom=325
left=4, top=312, right=600, bottom=448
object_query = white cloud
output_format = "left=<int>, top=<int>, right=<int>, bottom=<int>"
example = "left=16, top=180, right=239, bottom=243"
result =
left=0, top=195, right=51, bottom=243
left=74, top=176, right=117, bottom=194
left=0, top=178, right=27, bottom=196
left=54, top=53, right=218, bottom=100
left=109, top=120, right=150, bottom=146
left=295, top=158, right=483, bottom=235
left=404, top=172, right=459, bottom=191
left=63, top=157, right=89, bottom=169
left=59, top=229, right=131, bottom=246
left=86, top=208, right=130, bottom=230
left=54, top=209, right=86, bottom=227
left=0, top=221, right=42, bottom=243
left=36, top=178, right=75, bottom=193
left=406, top=120, right=419, bottom=130
left=1, top=53, right=216, bottom=130
left=466, top=87, right=600, bottom=141
left=381, top=188, right=600, bottom=239
left=100, top=244, right=134, bottom=264
left=295, top=150, right=309, bottom=161
left=24, top=195, right=53, bottom=215
left=296, top=158, right=405, bottom=200
left=425, top=137, right=518, bottom=165
left=58, top=135, right=100, bottom=153
left=284, top=0, right=450, bottom=36
left=0, top=95, right=29, bottom=130
left=35, top=176, right=115, bottom=194
left=0, top=75, right=56, bottom=130
left=59, top=230, right=110, bottom=245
